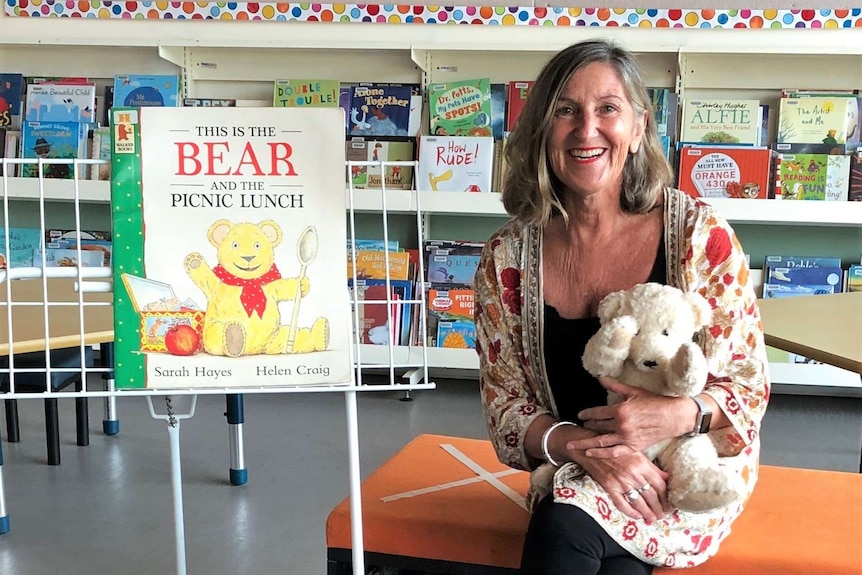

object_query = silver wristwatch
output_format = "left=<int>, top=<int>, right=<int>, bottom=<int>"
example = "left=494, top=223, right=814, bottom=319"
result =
left=686, top=396, right=712, bottom=437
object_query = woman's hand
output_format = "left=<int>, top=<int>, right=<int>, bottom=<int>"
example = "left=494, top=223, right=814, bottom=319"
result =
left=579, top=450, right=671, bottom=523
left=567, top=376, right=692, bottom=458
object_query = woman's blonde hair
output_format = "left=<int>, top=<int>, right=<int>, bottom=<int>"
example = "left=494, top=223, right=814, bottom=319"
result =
left=502, top=39, right=673, bottom=225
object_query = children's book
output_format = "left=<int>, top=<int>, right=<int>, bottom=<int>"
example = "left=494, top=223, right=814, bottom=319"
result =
left=0, top=227, right=41, bottom=268
left=680, top=99, right=760, bottom=145
left=416, top=135, right=494, bottom=193
left=347, top=250, right=411, bottom=281
left=428, top=78, right=493, bottom=137
left=774, top=153, right=827, bottom=200
left=847, top=265, right=862, bottom=292
left=345, top=137, right=415, bottom=190
left=824, top=154, right=850, bottom=201
left=347, top=83, right=412, bottom=137
left=110, top=106, right=351, bottom=390
left=426, top=285, right=475, bottom=347
left=0, top=73, right=24, bottom=128
left=490, top=83, right=506, bottom=141
left=348, top=278, right=413, bottom=346
left=348, top=282, right=400, bottom=346
left=113, top=75, right=180, bottom=107
left=777, top=96, right=860, bottom=147
left=183, top=98, right=237, bottom=107
left=24, top=82, right=96, bottom=124
left=506, top=81, right=534, bottom=133
left=34, top=248, right=104, bottom=268
left=273, top=79, right=340, bottom=107
left=850, top=153, right=862, bottom=201
left=21, top=120, right=81, bottom=179
left=90, top=126, right=111, bottom=180
left=677, top=146, right=770, bottom=199
left=46, top=238, right=112, bottom=266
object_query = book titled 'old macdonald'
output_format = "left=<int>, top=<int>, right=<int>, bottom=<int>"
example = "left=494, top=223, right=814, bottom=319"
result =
left=111, top=107, right=352, bottom=390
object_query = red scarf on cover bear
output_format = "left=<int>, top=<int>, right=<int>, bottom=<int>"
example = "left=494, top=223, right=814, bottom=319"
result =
left=212, top=264, right=282, bottom=318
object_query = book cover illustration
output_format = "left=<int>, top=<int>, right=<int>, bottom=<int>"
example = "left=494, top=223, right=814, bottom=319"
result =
left=775, top=153, right=829, bottom=200
left=0, top=227, right=41, bottom=268
left=113, top=75, right=180, bottom=107
left=90, top=126, right=111, bottom=180
left=34, top=248, right=104, bottom=268
left=436, top=319, right=476, bottom=349
left=847, top=265, right=862, bottom=292
left=347, top=84, right=412, bottom=137
left=46, top=238, right=112, bottom=266
left=416, top=135, right=494, bottom=193
left=680, top=99, right=760, bottom=145
left=111, top=106, right=351, bottom=390
left=273, top=79, right=340, bottom=107
left=348, top=279, right=413, bottom=346
left=21, top=120, right=81, bottom=179
left=490, top=83, right=506, bottom=141
left=428, top=78, right=493, bottom=137
left=345, top=137, right=414, bottom=190
left=777, top=97, right=860, bottom=146
left=426, top=286, right=474, bottom=347
left=677, top=146, right=770, bottom=199
left=824, top=154, right=850, bottom=201
left=426, top=252, right=481, bottom=285
left=0, top=73, right=23, bottom=128
left=506, top=81, right=534, bottom=133
left=347, top=250, right=411, bottom=281
left=850, top=153, right=862, bottom=201
left=24, top=82, right=96, bottom=124
left=763, top=255, right=842, bottom=270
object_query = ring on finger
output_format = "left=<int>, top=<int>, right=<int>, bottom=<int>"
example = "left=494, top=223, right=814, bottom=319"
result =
left=624, top=489, right=640, bottom=503
left=638, top=483, right=651, bottom=493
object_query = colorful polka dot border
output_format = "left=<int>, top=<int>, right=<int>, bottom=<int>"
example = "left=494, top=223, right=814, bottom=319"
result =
left=5, top=4, right=862, bottom=28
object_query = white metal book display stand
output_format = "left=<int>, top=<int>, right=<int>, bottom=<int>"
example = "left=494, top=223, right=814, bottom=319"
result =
left=0, top=156, right=435, bottom=575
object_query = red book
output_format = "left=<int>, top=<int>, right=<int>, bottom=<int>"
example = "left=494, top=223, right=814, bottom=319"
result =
left=677, top=146, right=771, bottom=199
left=506, top=81, right=534, bottom=133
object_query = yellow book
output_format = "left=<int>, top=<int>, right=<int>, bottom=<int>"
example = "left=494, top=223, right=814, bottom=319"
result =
left=348, top=250, right=410, bottom=281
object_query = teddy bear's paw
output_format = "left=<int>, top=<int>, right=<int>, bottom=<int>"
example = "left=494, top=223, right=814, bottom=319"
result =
left=606, top=316, right=637, bottom=348
left=667, top=342, right=708, bottom=396
left=184, top=252, right=204, bottom=271
left=311, top=317, right=329, bottom=351
left=669, top=469, right=745, bottom=513
left=223, top=322, right=246, bottom=357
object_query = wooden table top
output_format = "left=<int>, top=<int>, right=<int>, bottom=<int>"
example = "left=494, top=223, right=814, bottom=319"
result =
left=0, top=278, right=114, bottom=356
left=757, top=291, right=862, bottom=375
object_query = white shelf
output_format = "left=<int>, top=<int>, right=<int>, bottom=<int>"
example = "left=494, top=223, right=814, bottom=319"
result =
left=348, top=189, right=507, bottom=217
left=0, top=177, right=110, bottom=203
left=356, top=344, right=478, bottom=371
left=702, top=198, right=862, bottom=228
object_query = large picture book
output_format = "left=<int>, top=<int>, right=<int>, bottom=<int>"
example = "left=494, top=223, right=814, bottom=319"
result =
left=774, top=153, right=837, bottom=201
left=416, top=135, right=494, bottom=193
left=677, top=146, right=770, bottom=199
left=345, top=137, right=415, bottom=190
left=0, top=227, right=41, bottom=268
left=113, top=75, right=180, bottom=107
left=428, top=78, right=493, bottom=137
left=111, top=106, right=352, bottom=390
left=680, top=99, right=760, bottom=145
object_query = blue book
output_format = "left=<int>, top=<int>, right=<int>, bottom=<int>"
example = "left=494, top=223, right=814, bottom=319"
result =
left=490, top=83, right=506, bottom=141
left=24, top=82, right=96, bottom=124
left=113, top=75, right=180, bottom=107
left=21, top=120, right=82, bottom=179
left=0, top=73, right=24, bottom=128
left=764, top=255, right=842, bottom=270
left=347, top=83, right=413, bottom=137
left=0, top=227, right=41, bottom=268
left=436, top=319, right=476, bottom=349
left=426, top=253, right=481, bottom=285
left=766, top=266, right=843, bottom=290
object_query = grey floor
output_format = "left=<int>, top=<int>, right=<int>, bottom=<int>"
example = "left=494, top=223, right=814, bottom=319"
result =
left=0, top=378, right=860, bottom=575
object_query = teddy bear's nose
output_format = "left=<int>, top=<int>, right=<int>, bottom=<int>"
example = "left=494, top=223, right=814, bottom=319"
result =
left=643, top=360, right=658, bottom=368
left=241, top=255, right=255, bottom=263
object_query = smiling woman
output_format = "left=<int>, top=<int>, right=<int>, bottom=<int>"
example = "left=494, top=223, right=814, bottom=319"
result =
left=473, top=39, right=769, bottom=575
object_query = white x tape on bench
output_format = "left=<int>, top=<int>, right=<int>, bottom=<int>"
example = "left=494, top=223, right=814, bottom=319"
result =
left=381, top=443, right=528, bottom=511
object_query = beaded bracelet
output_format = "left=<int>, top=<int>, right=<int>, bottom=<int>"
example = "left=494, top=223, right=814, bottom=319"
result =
left=541, top=420, right=577, bottom=466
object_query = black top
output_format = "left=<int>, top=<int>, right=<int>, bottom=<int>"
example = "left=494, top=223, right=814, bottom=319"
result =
left=543, top=237, right=667, bottom=423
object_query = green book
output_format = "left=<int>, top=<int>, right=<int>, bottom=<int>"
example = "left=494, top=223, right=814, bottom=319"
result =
left=273, top=79, right=340, bottom=107
left=428, top=78, right=493, bottom=137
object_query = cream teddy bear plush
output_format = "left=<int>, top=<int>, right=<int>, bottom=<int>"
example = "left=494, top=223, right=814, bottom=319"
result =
left=533, top=283, right=745, bottom=513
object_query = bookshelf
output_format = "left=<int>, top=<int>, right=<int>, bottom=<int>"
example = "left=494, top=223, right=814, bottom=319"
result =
left=1, top=14, right=860, bottom=392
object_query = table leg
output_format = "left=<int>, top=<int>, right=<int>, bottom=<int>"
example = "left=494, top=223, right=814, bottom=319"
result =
left=226, top=394, right=247, bottom=485
left=100, top=342, right=119, bottom=435
left=0, top=439, right=8, bottom=534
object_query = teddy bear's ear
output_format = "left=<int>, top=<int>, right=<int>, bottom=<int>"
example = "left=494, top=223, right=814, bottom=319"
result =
left=257, top=220, right=283, bottom=247
left=207, top=219, right=233, bottom=247
left=685, top=292, right=713, bottom=329
left=597, top=290, right=627, bottom=323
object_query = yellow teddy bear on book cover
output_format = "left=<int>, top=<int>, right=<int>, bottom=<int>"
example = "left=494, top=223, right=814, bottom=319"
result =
left=111, top=106, right=352, bottom=390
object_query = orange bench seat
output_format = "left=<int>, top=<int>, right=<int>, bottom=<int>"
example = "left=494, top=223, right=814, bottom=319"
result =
left=326, top=433, right=862, bottom=575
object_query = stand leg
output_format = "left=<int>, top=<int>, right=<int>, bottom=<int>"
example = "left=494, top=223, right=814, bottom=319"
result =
left=167, top=420, right=187, bottom=575
left=101, top=342, right=119, bottom=436
left=45, top=398, right=60, bottom=466
left=0, top=440, right=9, bottom=534
left=226, top=394, right=247, bottom=486
left=344, top=390, right=365, bottom=575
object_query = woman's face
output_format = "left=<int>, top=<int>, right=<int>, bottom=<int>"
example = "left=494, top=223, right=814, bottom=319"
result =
left=548, top=62, right=646, bottom=202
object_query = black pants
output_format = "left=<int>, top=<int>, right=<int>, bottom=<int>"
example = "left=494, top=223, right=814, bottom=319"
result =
left=520, top=495, right=653, bottom=575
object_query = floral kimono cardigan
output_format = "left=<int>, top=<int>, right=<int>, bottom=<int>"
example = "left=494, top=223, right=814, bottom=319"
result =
left=474, top=188, right=770, bottom=568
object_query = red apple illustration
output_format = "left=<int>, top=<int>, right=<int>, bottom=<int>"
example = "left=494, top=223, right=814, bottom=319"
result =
left=164, top=324, right=201, bottom=356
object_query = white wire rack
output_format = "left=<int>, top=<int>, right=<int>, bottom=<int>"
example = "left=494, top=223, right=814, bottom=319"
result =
left=0, top=155, right=441, bottom=574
